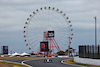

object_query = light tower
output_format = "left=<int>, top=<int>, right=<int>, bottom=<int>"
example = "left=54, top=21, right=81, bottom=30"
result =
left=94, top=16, right=97, bottom=47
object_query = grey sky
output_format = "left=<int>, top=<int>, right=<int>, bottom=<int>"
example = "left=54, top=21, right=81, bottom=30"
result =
left=0, top=0, right=100, bottom=53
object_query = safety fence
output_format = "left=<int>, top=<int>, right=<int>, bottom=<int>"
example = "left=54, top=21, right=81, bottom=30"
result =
left=79, top=45, right=100, bottom=59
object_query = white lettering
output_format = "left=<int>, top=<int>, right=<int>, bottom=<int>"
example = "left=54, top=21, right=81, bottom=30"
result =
left=48, top=33, right=54, bottom=37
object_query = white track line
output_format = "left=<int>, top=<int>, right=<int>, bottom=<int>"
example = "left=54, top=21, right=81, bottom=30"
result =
left=61, top=59, right=87, bottom=67
left=21, top=59, right=35, bottom=67
left=0, top=60, right=24, bottom=66
left=21, top=58, right=45, bottom=67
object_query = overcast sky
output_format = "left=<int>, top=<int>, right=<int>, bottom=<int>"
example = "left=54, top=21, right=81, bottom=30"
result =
left=0, top=0, right=100, bottom=53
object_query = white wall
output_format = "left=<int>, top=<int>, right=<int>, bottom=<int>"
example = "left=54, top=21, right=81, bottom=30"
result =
left=74, top=57, right=100, bottom=66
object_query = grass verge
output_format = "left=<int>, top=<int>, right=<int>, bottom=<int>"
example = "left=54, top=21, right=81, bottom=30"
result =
left=0, top=61, right=28, bottom=67
left=63, top=59, right=100, bottom=67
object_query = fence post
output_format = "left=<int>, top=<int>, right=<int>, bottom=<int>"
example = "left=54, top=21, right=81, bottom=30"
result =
left=79, top=45, right=81, bottom=58
left=92, top=45, right=94, bottom=59
left=84, top=45, right=86, bottom=58
left=89, top=45, right=91, bottom=58
left=98, top=45, right=100, bottom=59
left=87, top=45, right=89, bottom=58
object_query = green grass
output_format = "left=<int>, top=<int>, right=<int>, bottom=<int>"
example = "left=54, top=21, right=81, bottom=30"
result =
left=0, top=61, right=28, bottom=67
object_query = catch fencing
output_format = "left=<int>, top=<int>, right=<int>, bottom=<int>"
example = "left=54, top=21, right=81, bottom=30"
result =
left=79, top=45, right=100, bottom=59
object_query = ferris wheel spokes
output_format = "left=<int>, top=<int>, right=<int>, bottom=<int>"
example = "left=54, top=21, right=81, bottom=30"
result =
left=24, top=7, right=73, bottom=54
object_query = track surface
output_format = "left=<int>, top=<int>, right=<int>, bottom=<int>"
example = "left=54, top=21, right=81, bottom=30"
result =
left=24, top=58, right=80, bottom=67
left=0, top=58, right=82, bottom=67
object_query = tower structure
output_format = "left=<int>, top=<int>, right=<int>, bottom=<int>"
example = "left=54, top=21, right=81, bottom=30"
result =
left=43, top=29, right=60, bottom=55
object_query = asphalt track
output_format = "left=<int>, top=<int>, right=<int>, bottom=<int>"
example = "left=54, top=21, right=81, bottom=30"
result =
left=0, top=58, right=84, bottom=67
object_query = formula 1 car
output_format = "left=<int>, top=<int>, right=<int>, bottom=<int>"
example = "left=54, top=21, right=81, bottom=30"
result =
left=44, top=58, right=52, bottom=63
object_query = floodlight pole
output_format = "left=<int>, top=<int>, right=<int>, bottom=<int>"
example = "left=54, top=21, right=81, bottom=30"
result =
left=94, top=16, right=97, bottom=47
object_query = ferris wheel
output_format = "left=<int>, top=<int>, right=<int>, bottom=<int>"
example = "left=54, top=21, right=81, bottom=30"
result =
left=23, top=7, right=73, bottom=54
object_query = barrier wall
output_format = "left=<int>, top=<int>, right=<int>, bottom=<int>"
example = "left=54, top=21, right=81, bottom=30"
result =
left=74, top=57, right=100, bottom=66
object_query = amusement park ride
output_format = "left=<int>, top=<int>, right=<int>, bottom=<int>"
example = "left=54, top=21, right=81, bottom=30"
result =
left=23, top=7, right=73, bottom=55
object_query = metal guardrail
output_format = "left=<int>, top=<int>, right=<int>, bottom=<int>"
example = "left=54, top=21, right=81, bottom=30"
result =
left=79, top=45, right=100, bottom=59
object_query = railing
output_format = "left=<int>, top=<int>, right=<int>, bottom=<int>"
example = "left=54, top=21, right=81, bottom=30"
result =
left=79, top=45, right=100, bottom=59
